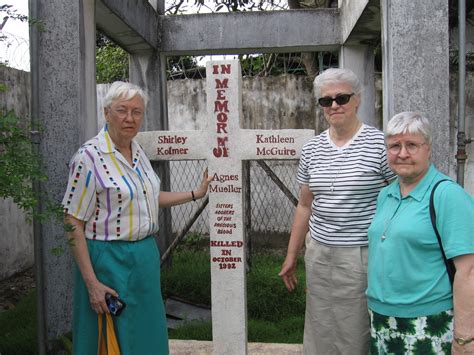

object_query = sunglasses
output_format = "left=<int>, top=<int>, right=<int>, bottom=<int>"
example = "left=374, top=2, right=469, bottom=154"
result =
left=318, top=93, right=355, bottom=107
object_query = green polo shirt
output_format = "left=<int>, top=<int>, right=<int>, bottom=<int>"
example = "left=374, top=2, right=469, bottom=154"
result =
left=366, top=164, right=474, bottom=317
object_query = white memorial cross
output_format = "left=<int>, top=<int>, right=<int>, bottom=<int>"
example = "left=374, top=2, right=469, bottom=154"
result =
left=137, top=60, right=314, bottom=354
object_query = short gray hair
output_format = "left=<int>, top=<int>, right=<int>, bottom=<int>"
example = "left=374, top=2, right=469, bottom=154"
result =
left=313, top=68, right=362, bottom=99
left=103, top=81, right=148, bottom=108
left=386, top=112, right=432, bottom=144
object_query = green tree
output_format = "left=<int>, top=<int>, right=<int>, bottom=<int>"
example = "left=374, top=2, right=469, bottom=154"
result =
left=96, top=32, right=129, bottom=83
left=0, top=5, right=43, bottom=215
left=0, top=5, right=62, bottom=221
left=0, top=110, right=47, bottom=214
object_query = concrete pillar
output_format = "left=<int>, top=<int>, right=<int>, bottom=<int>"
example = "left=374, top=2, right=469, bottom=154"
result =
left=129, top=52, right=172, bottom=254
left=381, top=0, right=450, bottom=173
left=339, top=44, right=377, bottom=128
left=148, top=0, right=165, bottom=14
left=29, top=0, right=97, bottom=343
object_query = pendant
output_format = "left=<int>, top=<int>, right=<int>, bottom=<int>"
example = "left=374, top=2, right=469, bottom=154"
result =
left=330, top=184, right=335, bottom=192
left=381, top=235, right=386, bottom=241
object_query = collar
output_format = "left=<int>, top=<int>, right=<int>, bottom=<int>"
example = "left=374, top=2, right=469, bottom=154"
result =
left=387, top=164, right=439, bottom=202
left=325, top=123, right=366, bottom=150
left=98, top=125, right=114, bottom=154
left=97, top=125, right=142, bottom=168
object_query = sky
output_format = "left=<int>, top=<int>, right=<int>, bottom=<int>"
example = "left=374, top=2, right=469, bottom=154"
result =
left=0, top=0, right=29, bottom=71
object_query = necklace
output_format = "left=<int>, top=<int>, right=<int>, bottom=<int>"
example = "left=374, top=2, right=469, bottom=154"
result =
left=380, top=200, right=410, bottom=241
left=327, top=123, right=361, bottom=192
left=329, top=151, right=348, bottom=192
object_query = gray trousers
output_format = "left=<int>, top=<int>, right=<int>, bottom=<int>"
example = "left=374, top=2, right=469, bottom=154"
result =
left=304, top=239, right=370, bottom=355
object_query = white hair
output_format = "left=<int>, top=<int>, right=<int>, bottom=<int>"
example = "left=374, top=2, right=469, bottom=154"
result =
left=386, top=112, right=432, bottom=144
left=313, top=68, right=362, bottom=99
left=103, top=81, right=148, bottom=108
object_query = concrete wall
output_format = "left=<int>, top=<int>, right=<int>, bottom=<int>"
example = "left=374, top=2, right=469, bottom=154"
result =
left=2, top=67, right=473, bottom=280
left=0, top=67, right=34, bottom=280
left=97, top=75, right=322, bottom=132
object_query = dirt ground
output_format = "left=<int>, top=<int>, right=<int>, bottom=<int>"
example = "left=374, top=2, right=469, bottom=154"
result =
left=0, top=267, right=36, bottom=312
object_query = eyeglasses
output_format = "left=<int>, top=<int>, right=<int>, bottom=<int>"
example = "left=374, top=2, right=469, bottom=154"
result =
left=110, top=107, right=144, bottom=120
left=386, top=141, right=427, bottom=155
left=318, top=93, right=354, bottom=107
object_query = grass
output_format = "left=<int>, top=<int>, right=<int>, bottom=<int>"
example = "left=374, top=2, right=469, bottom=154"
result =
left=163, top=246, right=306, bottom=343
left=0, top=244, right=306, bottom=353
left=0, top=290, right=37, bottom=355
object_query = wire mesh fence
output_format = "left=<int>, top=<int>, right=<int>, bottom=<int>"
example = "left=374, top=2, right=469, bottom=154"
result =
left=165, top=52, right=338, bottom=80
left=164, top=159, right=299, bottom=246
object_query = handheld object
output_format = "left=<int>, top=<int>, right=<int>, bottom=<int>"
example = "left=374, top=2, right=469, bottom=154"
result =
left=105, top=293, right=126, bottom=317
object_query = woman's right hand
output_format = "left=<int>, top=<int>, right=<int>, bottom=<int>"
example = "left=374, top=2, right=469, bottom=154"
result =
left=278, top=255, right=298, bottom=292
left=86, top=280, right=119, bottom=314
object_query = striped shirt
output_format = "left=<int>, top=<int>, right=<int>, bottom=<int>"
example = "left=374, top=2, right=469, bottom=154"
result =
left=297, top=124, right=395, bottom=246
left=62, top=126, right=160, bottom=241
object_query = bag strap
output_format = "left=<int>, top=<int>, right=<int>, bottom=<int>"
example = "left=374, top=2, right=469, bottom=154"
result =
left=429, top=179, right=456, bottom=286
left=98, top=313, right=121, bottom=355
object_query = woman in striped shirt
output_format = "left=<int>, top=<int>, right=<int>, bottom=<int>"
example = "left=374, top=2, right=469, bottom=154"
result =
left=62, top=81, right=210, bottom=354
left=279, top=68, right=395, bottom=354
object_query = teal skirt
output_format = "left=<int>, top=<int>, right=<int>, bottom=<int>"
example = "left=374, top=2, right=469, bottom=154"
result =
left=73, top=237, right=169, bottom=355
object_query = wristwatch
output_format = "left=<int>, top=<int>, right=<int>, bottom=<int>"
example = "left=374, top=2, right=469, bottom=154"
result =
left=454, top=336, right=474, bottom=345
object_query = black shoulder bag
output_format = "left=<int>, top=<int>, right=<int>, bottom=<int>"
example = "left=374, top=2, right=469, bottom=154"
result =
left=429, top=179, right=456, bottom=286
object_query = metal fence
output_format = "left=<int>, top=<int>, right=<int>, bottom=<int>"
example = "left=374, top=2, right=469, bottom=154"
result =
left=164, top=159, right=300, bottom=243
left=166, top=52, right=338, bottom=80
left=162, top=51, right=332, bottom=245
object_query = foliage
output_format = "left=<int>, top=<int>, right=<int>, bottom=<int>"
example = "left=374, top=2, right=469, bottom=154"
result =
left=0, top=290, right=37, bottom=355
left=0, top=4, right=44, bottom=31
left=166, top=0, right=288, bottom=15
left=0, top=248, right=305, bottom=348
left=96, top=31, right=129, bottom=83
left=161, top=247, right=211, bottom=304
left=0, top=110, right=46, bottom=213
left=163, top=248, right=306, bottom=342
left=248, top=316, right=304, bottom=343
left=168, top=321, right=212, bottom=340
left=246, top=253, right=305, bottom=322
left=96, top=1, right=336, bottom=80
left=166, top=55, right=203, bottom=80
left=0, top=5, right=58, bottom=221
left=0, top=4, right=28, bottom=24
left=96, top=41, right=129, bottom=83
left=0, top=290, right=73, bottom=355
left=0, top=5, right=28, bottom=68
left=168, top=317, right=305, bottom=343
left=0, top=109, right=67, bottom=224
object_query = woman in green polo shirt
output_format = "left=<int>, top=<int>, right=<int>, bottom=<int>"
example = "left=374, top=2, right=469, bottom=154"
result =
left=366, top=111, right=474, bottom=354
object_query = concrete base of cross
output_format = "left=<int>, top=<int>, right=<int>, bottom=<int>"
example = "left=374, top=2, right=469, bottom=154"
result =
left=169, top=340, right=303, bottom=354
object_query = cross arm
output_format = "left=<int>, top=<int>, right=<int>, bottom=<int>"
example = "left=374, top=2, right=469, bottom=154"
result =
left=136, top=130, right=208, bottom=161
left=237, top=129, right=314, bottom=160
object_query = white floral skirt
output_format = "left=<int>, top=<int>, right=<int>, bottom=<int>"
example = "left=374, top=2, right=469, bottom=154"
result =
left=369, top=309, right=453, bottom=355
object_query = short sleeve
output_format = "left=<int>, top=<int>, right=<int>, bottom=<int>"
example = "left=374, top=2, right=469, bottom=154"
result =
left=296, top=145, right=310, bottom=185
left=435, top=182, right=474, bottom=259
left=62, top=149, right=97, bottom=222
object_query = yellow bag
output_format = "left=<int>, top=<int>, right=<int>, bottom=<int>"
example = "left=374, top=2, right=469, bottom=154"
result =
left=98, top=313, right=121, bottom=355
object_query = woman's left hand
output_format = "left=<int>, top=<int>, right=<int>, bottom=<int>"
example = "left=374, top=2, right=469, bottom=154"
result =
left=194, top=168, right=212, bottom=199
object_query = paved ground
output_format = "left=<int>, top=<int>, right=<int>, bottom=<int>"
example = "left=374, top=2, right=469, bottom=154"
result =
left=170, top=340, right=303, bottom=354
